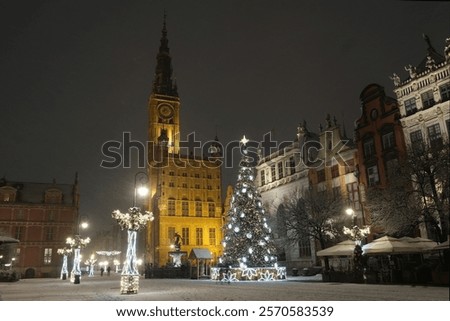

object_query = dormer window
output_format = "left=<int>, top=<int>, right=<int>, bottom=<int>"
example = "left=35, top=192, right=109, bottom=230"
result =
left=0, top=186, right=17, bottom=203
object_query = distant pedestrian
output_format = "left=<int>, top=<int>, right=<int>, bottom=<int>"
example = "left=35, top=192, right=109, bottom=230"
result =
left=100, top=267, right=104, bottom=276
left=107, top=266, right=111, bottom=276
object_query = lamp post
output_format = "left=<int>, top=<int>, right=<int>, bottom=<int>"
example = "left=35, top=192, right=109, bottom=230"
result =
left=134, top=171, right=149, bottom=207
left=346, top=208, right=357, bottom=227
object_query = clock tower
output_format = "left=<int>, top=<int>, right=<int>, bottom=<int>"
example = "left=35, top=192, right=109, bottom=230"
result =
left=146, top=15, right=224, bottom=269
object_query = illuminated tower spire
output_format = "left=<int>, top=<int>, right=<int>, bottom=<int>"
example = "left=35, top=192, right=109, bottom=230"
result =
left=152, top=12, right=178, bottom=97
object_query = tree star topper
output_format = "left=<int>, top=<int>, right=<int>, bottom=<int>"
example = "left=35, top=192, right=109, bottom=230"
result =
left=240, top=135, right=249, bottom=146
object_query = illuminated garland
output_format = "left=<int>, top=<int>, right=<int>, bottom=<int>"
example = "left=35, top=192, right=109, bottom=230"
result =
left=57, top=247, right=72, bottom=280
left=112, top=206, right=154, bottom=294
left=66, top=235, right=90, bottom=284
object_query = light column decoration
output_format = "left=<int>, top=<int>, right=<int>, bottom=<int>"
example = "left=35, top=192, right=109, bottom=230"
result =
left=112, top=207, right=153, bottom=294
left=57, top=247, right=72, bottom=280
left=84, top=254, right=97, bottom=277
left=66, top=235, right=90, bottom=284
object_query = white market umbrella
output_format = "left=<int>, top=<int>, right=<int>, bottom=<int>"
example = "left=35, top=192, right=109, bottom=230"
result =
left=399, top=236, right=437, bottom=251
left=362, top=236, right=422, bottom=255
left=316, top=240, right=357, bottom=257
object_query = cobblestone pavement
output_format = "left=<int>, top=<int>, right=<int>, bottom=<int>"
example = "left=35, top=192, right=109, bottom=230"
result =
left=0, top=273, right=448, bottom=301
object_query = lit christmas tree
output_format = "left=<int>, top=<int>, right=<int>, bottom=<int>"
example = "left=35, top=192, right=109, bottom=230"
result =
left=213, top=136, right=285, bottom=281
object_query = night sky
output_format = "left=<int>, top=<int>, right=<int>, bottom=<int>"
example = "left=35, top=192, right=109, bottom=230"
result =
left=1, top=0, right=449, bottom=233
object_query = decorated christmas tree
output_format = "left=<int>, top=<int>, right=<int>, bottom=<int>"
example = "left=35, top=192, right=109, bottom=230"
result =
left=213, top=136, right=285, bottom=281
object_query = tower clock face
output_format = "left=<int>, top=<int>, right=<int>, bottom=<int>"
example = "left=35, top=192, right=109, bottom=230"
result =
left=157, top=104, right=174, bottom=119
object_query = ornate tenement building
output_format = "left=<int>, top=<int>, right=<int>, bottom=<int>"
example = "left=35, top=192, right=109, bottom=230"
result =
left=0, top=176, right=79, bottom=278
left=391, top=36, right=449, bottom=147
left=354, top=84, right=407, bottom=233
left=390, top=35, right=450, bottom=240
left=146, top=18, right=223, bottom=267
left=256, top=116, right=358, bottom=270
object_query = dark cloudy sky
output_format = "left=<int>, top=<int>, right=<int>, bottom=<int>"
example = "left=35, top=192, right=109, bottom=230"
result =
left=1, top=0, right=449, bottom=232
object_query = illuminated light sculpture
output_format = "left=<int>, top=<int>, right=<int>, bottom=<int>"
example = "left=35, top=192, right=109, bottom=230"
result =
left=112, top=207, right=153, bottom=294
left=212, top=136, right=286, bottom=282
left=84, top=254, right=97, bottom=277
left=57, top=247, right=72, bottom=280
left=66, top=235, right=90, bottom=284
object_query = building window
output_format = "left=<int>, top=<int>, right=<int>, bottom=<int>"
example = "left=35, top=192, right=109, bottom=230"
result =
left=46, top=227, right=54, bottom=241
left=168, top=227, right=175, bottom=245
left=277, top=162, right=284, bottom=179
left=14, top=226, right=23, bottom=240
left=427, top=123, right=442, bottom=148
left=209, top=228, right=216, bottom=246
left=317, top=169, right=325, bottom=183
left=271, top=164, right=276, bottom=182
left=168, top=199, right=175, bottom=216
left=288, top=157, right=296, bottom=175
left=195, top=201, right=202, bottom=217
left=367, top=165, right=380, bottom=186
left=363, top=137, right=375, bottom=158
left=43, top=248, right=52, bottom=265
left=382, top=131, right=395, bottom=150
left=404, top=97, right=417, bottom=115
left=182, top=183, right=187, bottom=188
left=181, top=200, right=189, bottom=216
left=440, top=82, right=450, bottom=102
left=346, top=182, right=360, bottom=210
left=298, top=239, right=311, bottom=258
left=208, top=202, right=215, bottom=217
left=182, top=172, right=188, bottom=177
left=421, top=90, right=435, bottom=109
left=260, top=170, right=266, bottom=186
left=410, top=130, right=423, bottom=146
left=345, top=159, right=355, bottom=174
left=195, top=184, right=200, bottom=189
left=196, top=228, right=203, bottom=246
left=168, top=182, right=175, bottom=187
left=331, top=165, right=339, bottom=178
left=169, top=171, right=175, bottom=176
left=182, top=228, right=189, bottom=245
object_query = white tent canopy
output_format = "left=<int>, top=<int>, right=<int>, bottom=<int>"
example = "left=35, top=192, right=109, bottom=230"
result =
left=363, top=236, right=424, bottom=255
left=316, top=240, right=356, bottom=257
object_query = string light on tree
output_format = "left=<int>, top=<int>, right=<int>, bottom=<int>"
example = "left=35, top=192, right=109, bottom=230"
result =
left=212, top=135, right=286, bottom=281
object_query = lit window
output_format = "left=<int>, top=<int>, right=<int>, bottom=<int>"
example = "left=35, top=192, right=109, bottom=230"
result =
left=271, top=164, right=276, bottom=182
left=260, top=170, right=266, bottom=185
left=43, top=248, right=52, bottom=265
